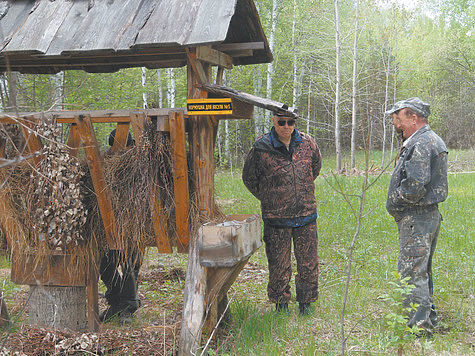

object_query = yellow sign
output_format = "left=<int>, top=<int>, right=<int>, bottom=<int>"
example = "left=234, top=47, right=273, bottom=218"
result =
left=187, top=98, right=233, bottom=115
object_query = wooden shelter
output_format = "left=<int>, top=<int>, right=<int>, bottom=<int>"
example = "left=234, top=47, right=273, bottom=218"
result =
left=0, top=0, right=296, bottom=354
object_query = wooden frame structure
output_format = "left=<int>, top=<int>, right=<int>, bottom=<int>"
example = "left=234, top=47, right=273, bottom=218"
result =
left=0, top=0, right=299, bottom=354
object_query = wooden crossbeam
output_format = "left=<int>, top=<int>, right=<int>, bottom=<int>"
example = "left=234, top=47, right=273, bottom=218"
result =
left=169, top=111, right=190, bottom=252
left=74, top=114, right=121, bottom=250
left=86, top=253, right=99, bottom=332
left=196, top=46, right=233, bottom=69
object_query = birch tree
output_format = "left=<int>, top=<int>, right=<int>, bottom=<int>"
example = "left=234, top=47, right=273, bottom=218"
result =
left=265, top=0, right=279, bottom=131
left=167, top=68, right=176, bottom=108
left=350, top=0, right=360, bottom=170
left=334, top=0, right=342, bottom=172
left=141, top=67, right=147, bottom=109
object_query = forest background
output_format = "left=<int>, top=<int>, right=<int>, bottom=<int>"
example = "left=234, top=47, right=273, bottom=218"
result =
left=2, top=0, right=473, bottom=168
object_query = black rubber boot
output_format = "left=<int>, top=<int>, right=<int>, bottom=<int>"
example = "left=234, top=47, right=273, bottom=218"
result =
left=299, top=303, right=312, bottom=316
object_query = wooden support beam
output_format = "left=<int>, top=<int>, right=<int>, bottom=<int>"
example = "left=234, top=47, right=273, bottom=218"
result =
left=0, top=136, right=6, bottom=158
left=66, top=123, right=80, bottom=158
left=21, top=117, right=43, bottom=165
left=150, top=184, right=172, bottom=253
left=186, top=48, right=208, bottom=86
left=130, top=113, right=146, bottom=146
left=203, top=259, right=249, bottom=336
left=196, top=46, right=233, bottom=69
left=11, top=252, right=86, bottom=286
left=74, top=114, right=121, bottom=250
left=213, top=42, right=265, bottom=52
left=110, top=122, right=131, bottom=153
left=178, top=236, right=207, bottom=356
left=86, top=253, right=99, bottom=332
left=169, top=111, right=190, bottom=252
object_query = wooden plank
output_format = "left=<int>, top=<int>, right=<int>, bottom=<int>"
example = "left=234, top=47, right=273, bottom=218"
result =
left=130, top=113, right=146, bottom=146
left=0, top=191, right=21, bottom=252
left=213, top=42, right=265, bottom=52
left=0, top=136, right=5, bottom=158
left=74, top=114, right=121, bottom=250
left=4, top=0, right=74, bottom=54
left=110, top=122, right=131, bottom=153
left=150, top=184, right=172, bottom=253
left=201, top=83, right=298, bottom=118
left=169, top=111, right=190, bottom=252
left=186, top=48, right=207, bottom=85
left=0, top=109, right=177, bottom=126
left=20, top=118, right=43, bottom=166
left=196, top=46, right=233, bottom=69
left=203, top=259, right=249, bottom=336
left=86, top=253, right=100, bottom=332
left=11, top=253, right=86, bottom=286
left=178, top=235, right=207, bottom=356
left=66, top=123, right=80, bottom=158
left=187, top=61, right=216, bottom=220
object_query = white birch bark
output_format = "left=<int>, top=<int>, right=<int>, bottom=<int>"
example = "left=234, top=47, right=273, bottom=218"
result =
left=167, top=68, right=176, bottom=108
left=142, top=67, right=148, bottom=109
left=266, top=0, right=279, bottom=131
left=350, top=0, right=360, bottom=170
left=334, top=0, right=342, bottom=172
left=292, top=0, right=298, bottom=108
left=381, top=43, right=392, bottom=167
left=157, top=69, right=163, bottom=108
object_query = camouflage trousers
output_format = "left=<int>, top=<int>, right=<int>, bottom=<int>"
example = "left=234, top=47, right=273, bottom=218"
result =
left=263, top=220, right=319, bottom=304
left=397, top=208, right=441, bottom=331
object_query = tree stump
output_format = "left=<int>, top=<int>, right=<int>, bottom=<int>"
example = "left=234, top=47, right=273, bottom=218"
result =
left=29, top=286, right=87, bottom=331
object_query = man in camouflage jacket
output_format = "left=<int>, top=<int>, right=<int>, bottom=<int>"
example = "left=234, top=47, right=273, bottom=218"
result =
left=386, top=97, right=448, bottom=334
left=242, top=109, right=322, bottom=315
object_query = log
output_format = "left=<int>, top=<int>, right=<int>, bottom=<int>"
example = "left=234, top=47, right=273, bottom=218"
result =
left=29, top=286, right=87, bottom=331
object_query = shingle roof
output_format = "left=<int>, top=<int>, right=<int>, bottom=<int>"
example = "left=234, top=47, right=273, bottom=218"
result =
left=0, top=0, right=272, bottom=73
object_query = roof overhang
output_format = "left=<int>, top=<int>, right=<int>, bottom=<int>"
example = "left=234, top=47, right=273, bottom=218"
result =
left=0, top=0, right=272, bottom=74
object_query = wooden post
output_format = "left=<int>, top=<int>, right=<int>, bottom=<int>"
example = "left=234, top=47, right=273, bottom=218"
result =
left=74, top=114, right=121, bottom=250
left=86, top=252, right=100, bottom=332
left=110, top=122, right=131, bottom=153
left=179, top=50, right=216, bottom=356
left=21, top=117, right=43, bottom=165
left=130, top=113, right=146, bottom=146
left=169, top=111, right=190, bottom=252
left=66, top=123, right=80, bottom=158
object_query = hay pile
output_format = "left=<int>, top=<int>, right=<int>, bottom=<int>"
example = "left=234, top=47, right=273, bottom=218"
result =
left=0, top=120, right=191, bottom=270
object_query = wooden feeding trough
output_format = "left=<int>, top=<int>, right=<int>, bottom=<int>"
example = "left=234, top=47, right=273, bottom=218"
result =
left=0, top=0, right=297, bottom=354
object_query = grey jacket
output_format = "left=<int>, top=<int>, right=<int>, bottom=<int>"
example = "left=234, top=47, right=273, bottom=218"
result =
left=386, top=125, right=448, bottom=221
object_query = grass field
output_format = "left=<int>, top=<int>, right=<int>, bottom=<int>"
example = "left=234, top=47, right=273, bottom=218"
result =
left=0, top=149, right=473, bottom=355
left=211, top=149, right=474, bottom=355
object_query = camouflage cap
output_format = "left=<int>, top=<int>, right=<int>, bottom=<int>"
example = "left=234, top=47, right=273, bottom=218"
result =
left=385, top=97, right=430, bottom=118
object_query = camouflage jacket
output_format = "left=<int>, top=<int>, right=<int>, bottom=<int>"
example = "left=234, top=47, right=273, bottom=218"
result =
left=242, top=128, right=322, bottom=220
left=386, top=125, right=448, bottom=221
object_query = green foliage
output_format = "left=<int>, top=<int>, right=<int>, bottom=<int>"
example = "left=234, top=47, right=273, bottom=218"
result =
left=379, top=272, right=421, bottom=353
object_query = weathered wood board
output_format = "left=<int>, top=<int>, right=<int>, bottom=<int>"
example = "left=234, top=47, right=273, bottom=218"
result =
left=199, top=214, right=262, bottom=267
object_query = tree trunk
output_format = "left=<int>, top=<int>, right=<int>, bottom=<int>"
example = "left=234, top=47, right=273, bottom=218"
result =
left=334, top=0, right=342, bottom=172
left=157, top=69, right=163, bottom=108
left=265, top=0, right=279, bottom=131
left=142, top=67, right=148, bottom=109
left=381, top=44, right=392, bottom=168
left=29, top=286, right=87, bottom=331
left=167, top=68, right=176, bottom=108
left=292, top=0, right=298, bottom=108
left=350, top=0, right=360, bottom=170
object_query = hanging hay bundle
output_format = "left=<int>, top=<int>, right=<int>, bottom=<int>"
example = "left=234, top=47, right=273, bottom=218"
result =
left=0, top=118, right=189, bottom=273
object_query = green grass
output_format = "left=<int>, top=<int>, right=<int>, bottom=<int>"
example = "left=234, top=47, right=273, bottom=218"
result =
left=213, top=150, right=475, bottom=355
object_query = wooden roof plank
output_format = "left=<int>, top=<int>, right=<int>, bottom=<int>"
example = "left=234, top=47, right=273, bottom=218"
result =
left=59, top=0, right=149, bottom=53
left=0, top=0, right=36, bottom=47
left=135, top=0, right=203, bottom=47
left=185, top=0, right=237, bottom=46
left=4, top=0, right=74, bottom=54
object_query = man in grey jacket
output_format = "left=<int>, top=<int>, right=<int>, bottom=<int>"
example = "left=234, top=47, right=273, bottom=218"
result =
left=386, top=97, right=448, bottom=334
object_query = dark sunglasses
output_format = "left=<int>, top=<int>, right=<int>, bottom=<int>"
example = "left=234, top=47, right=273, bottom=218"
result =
left=277, top=119, right=296, bottom=127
